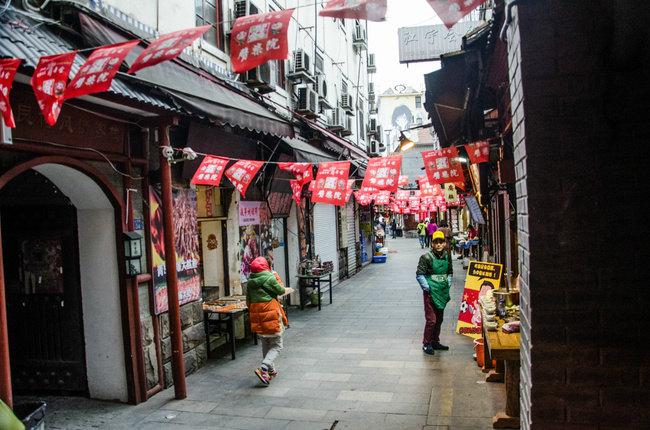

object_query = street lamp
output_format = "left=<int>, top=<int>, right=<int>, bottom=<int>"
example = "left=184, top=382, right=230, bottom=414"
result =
left=399, top=132, right=415, bottom=152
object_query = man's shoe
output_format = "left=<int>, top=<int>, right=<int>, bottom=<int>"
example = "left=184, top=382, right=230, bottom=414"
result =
left=254, top=368, right=271, bottom=385
left=431, top=343, right=450, bottom=351
left=422, top=344, right=435, bottom=355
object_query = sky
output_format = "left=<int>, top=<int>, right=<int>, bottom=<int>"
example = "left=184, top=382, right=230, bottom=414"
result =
left=368, top=0, right=444, bottom=95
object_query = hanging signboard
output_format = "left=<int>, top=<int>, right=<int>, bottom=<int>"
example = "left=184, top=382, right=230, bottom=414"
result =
left=149, top=187, right=201, bottom=315
left=239, top=201, right=262, bottom=226
left=398, top=21, right=479, bottom=63
left=456, top=261, right=503, bottom=339
left=465, top=195, right=485, bottom=225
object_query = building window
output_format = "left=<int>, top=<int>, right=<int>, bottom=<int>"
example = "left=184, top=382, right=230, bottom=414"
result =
left=195, top=0, right=225, bottom=51
left=275, top=60, right=286, bottom=89
left=315, top=53, right=325, bottom=75
left=415, top=95, right=422, bottom=109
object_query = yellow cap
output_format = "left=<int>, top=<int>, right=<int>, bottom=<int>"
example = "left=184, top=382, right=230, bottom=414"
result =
left=432, top=231, right=445, bottom=241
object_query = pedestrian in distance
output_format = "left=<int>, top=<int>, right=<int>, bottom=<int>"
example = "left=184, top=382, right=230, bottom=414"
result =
left=416, top=231, right=453, bottom=355
left=246, top=256, right=288, bottom=385
left=391, top=218, right=397, bottom=239
left=426, top=219, right=437, bottom=247
left=416, top=219, right=427, bottom=248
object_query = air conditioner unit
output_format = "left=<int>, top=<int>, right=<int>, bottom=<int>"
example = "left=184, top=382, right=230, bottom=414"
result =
left=368, top=139, right=386, bottom=155
left=340, top=114, right=353, bottom=137
left=340, top=93, right=354, bottom=113
left=244, top=62, right=274, bottom=93
left=229, top=0, right=259, bottom=31
left=1, top=122, right=12, bottom=145
left=369, top=102, right=378, bottom=114
left=296, top=85, right=318, bottom=117
left=367, top=117, right=378, bottom=136
left=287, top=49, right=315, bottom=83
left=316, top=75, right=333, bottom=109
left=353, top=25, right=367, bottom=50
left=368, top=82, right=375, bottom=102
left=367, top=53, right=376, bottom=73
left=328, top=107, right=346, bottom=131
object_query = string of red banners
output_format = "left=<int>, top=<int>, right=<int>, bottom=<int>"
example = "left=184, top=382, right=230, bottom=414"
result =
left=0, top=0, right=487, bottom=128
left=190, top=141, right=490, bottom=209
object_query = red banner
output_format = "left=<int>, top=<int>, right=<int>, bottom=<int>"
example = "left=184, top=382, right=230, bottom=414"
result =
left=65, top=41, right=139, bottom=100
left=319, top=0, right=387, bottom=22
left=409, top=196, right=420, bottom=209
left=344, top=179, right=355, bottom=203
left=278, top=162, right=313, bottom=186
left=311, top=161, right=350, bottom=206
left=361, top=154, right=402, bottom=192
left=225, top=160, right=264, bottom=197
left=354, top=191, right=373, bottom=206
left=191, top=156, right=229, bottom=186
left=465, top=140, right=490, bottom=164
left=128, top=25, right=210, bottom=74
left=426, top=0, right=488, bottom=29
left=0, top=58, right=22, bottom=128
left=230, top=9, right=294, bottom=74
left=374, top=190, right=391, bottom=205
left=422, top=147, right=466, bottom=185
left=395, top=189, right=410, bottom=201
left=398, top=175, right=409, bottom=186
left=31, top=52, right=76, bottom=126
left=290, top=179, right=303, bottom=206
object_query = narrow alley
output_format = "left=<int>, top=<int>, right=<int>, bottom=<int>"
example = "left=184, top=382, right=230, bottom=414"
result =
left=40, top=237, right=503, bottom=430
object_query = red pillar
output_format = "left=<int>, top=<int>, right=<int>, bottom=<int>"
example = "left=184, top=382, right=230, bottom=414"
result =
left=159, top=125, right=187, bottom=399
left=0, top=228, right=13, bottom=407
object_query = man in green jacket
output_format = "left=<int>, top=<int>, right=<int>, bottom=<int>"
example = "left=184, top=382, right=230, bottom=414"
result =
left=416, top=231, right=453, bottom=355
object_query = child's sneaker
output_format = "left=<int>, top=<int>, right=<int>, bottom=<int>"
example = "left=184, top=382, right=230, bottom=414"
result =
left=422, top=343, right=435, bottom=355
left=254, top=368, right=271, bottom=385
left=268, top=368, right=278, bottom=379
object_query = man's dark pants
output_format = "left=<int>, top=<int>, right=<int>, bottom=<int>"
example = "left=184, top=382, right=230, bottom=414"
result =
left=422, top=291, right=444, bottom=345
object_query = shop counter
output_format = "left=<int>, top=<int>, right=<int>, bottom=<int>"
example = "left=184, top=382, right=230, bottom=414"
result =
left=204, top=307, right=257, bottom=360
left=482, top=318, right=521, bottom=429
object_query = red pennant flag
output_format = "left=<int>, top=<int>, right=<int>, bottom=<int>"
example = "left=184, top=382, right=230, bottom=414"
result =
left=465, top=140, right=490, bottom=164
left=354, top=191, right=373, bottom=206
left=344, top=179, right=355, bottom=203
left=225, top=160, right=264, bottom=197
left=398, top=175, right=409, bottom=186
left=395, top=190, right=410, bottom=201
left=230, top=9, right=294, bottom=74
left=311, top=161, right=350, bottom=206
left=409, top=196, right=420, bottom=209
left=0, top=58, right=22, bottom=128
left=290, top=179, right=303, bottom=206
left=319, top=0, right=387, bottom=22
left=374, top=190, right=391, bottom=205
left=361, top=155, right=402, bottom=192
left=426, top=0, right=488, bottom=29
left=65, top=41, right=139, bottom=100
left=191, top=156, right=229, bottom=186
left=278, top=162, right=313, bottom=186
left=422, top=147, right=466, bottom=185
left=128, top=25, right=211, bottom=74
left=31, top=52, right=76, bottom=126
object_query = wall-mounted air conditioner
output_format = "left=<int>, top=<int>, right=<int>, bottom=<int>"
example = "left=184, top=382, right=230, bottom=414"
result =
left=367, top=117, right=378, bottom=136
left=287, top=49, right=315, bottom=83
left=340, top=114, right=353, bottom=137
left=328, top=107, right=346, bottom=131
left=296, top=85, right=318, bottom=117
left=340, top=93, right=354, bottom=113
left=317, top=75, right=333, bottom=110
left=353, top=25, right=367, bottom=50
left=367, top=53, right=376, bottom=73
left=368, top=139, right=386, bottom=155
left=244, top=62, right=274, bottom=93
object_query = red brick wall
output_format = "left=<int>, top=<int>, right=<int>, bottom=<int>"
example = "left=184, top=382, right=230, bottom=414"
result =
left=507, top=1, right=650, bottom=428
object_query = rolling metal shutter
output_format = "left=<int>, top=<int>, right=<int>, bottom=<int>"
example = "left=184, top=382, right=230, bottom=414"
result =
left=313, top=203, right=339, bottom=284
left=346, top=201, right=357, bottom=276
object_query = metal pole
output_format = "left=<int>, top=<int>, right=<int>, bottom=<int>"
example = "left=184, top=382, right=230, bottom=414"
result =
left=0, top=227, right=12, bottom=407
left=159, top=125, right=187, bottom=399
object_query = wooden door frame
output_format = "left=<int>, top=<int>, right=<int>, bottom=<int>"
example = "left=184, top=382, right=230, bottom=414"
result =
left=0, top=156, right=143, bottom=405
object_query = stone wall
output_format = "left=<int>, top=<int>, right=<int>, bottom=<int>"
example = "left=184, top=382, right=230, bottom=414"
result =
left=507, top=1, right=650, bottom=428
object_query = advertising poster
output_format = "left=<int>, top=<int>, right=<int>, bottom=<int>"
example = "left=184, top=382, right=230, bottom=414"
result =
left=239, top=202, right=272, bottom=282
left=149, top=187, right=201, bottom=315
left=456, top=261, right=503, bottom=339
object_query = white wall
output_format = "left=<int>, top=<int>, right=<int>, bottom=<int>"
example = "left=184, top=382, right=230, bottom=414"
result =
left=287, top=203, right=300, bottom=303
left=78, top=209, right=128, bottom=402
left=227, top=192, right=242, bottom=295
left=200, top=220, right=225, bottom=296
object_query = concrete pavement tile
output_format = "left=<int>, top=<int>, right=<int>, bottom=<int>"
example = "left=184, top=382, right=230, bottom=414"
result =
left=323, top=410, right=386, bottom=424
left=208, top=404, right=272, bottom=418
left=160, top=399, right=219, bottom=413
left=325, top=347, right=369, bottom=354
left=385, top=412, right=429, bottom=426
left=220, top=415, right=290, bottom=430
left=265, top=406, right=328, bottom=421
left=337, top=390, right=393, bottom=402
left=283, top=421, right=335, bottom=430
left=355, top=401, right=429, bottom=415
left=300, top=398, right=360, bottom=412
left=359, top=360, right=405, bottom=368
left=304, top=372, right=352, bottom=382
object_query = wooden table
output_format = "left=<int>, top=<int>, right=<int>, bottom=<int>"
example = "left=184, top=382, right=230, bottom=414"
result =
left=296, top=272, right=333, bottom=311
left=204, top=307, right=257, bottom=360
left=482, top=315, right=521, bottom=429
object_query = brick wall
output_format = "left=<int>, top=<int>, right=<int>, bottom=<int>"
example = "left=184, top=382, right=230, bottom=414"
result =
left=507, top=1, right=650, bottom=428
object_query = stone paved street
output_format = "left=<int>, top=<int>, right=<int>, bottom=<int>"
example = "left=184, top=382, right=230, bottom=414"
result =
left=40, top=237, right=504, bottom=429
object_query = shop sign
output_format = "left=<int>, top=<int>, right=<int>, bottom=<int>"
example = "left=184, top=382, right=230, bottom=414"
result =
left=465, top=140, right=490, bottom=164
left=422, top=147, right=466, bottom=185
left=311, top=161, right=350, bottom=206
left=456, top=261, right=503, bottom=339
left=443, top=183, right=459, bottom=205
left=361, top=154, right=402, bottom=192
left=149, top=187, right=201, bottom=315
left=398, top=21, right=479, bottom=63
left=465, top=194, right=485, bottom=225
left=239, top=201, right=262, bottom=226
left=31, top=52, right=76, bottom=126
left=225, top=160, right=264, bottom=197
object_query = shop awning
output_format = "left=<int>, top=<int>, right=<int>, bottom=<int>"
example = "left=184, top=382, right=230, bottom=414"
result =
left=423, top=54, right=469, bottom=148
left=299, top=118, right=368, bottom=160
left=78, top=13, right=294, bottom=138
left=0, top=9, right=178, bottom=114
left=282, top=137, right=337, bottom=163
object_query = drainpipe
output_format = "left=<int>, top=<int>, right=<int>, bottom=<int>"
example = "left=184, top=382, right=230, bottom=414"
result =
left=500, top=0, right=525, bottom=42
left=0, top=228, right=12, bottom=408
left=159, top=123, right=187, bottom=400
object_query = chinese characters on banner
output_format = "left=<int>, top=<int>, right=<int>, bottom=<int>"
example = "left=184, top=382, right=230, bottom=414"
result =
left=398, top=175, right=409, bottom=186
left=456, top=261, right=503, bottom=339
left=278, top=162, right=313, bottom=186
left=190, top=156, right=229, bottom=186
left=319, top=0, right=387, bottom=22
left=225, top=160, right=264, bottom=197
left=311, top=161, right=350, bottom=206
left=128, top=25, right=211, bottom=74
left=426, top=0, right=488, bottom=29
left=465, top=140, right=490, bottom=164
left=238, top=201, right=262, bottom=226
left=31, top=52, right=76, bottom=126
left=422, top=147, right=466, bottom=185
left=0, top=58, right=22, bottom=127
left=444, top=183, right=460, bottom=205
left=354, top=191, right=373, bottom=206
left=361, top=154, right=402, bottom=192
left=230, top=9, right=294, bottom=74
left=395, top=189, right=410, bottom=201
left=290, top=180, right=303, bottom=206
left=409, top=196, right=420, bottom=209
left=374, top=190, right=391, bottom=205
left=65, top=41, right=139, bottom=99
left=344, top=179, right=355, bottom=203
